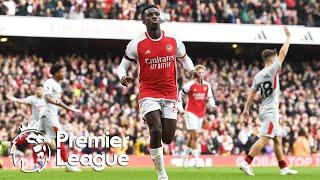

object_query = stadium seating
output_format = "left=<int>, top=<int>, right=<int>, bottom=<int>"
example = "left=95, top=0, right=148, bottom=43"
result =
left=0, top=0, right=319, bottom=26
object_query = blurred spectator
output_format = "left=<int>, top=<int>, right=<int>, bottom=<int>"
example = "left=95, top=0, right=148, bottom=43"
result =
left=0, top=0, right=319, bottom=26
left=68, top=3, right=84, bottom=19
left=217, top=132, right=233, bottom=155
left=293, top=128, right=311, bottom=156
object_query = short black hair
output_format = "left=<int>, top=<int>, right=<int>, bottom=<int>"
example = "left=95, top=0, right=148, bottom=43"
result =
left=141, top=5, right=158, bottom=19
left=35, top=81, right=42, bottom=87
left=50, top=64, right=64, bottom=75
left=261, top=49, right=277, bottom=62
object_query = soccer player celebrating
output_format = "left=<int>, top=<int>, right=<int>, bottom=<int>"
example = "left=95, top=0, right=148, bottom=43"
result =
left=7, top=83, right=45, bottom=127
left=117, top=5, right=199, bottom=180
left=239, top=27, right=297, bottom=176
left=7, top=83, right=46, bottom=168
left=177, top=65, right=216, bottom=168
left=40, top=63, right=82, bottom=172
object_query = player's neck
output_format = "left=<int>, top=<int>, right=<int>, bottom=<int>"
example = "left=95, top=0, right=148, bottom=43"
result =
left=53, top=76, right=60, bottom=82
left=196, top=79, right=203, bottom=84
left=146, top=28, right=162, bottom=40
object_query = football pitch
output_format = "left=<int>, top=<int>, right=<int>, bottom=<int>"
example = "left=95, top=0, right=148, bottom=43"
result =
left=1, top=167, right=319, bottom=180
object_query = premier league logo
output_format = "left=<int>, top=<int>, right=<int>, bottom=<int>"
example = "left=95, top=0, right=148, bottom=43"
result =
left=10, top=124, right=51, bottom=173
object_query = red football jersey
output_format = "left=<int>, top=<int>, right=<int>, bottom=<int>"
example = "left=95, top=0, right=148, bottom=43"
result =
left=125, top=31, right=186, bottom=101
left=183, top=80, right=213, bottom=118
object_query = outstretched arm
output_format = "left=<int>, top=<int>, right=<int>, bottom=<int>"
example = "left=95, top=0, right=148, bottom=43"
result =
left=45, top=95, right=80, bottom=113
left=7, top=94, right=30, bottom=105
left=278, top=26, right=291, bottom=65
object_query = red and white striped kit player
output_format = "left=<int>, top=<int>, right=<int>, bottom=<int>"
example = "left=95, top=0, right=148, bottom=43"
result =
left=118, top=31, right=195, bottom=120
left=178, top=79, right=216, bottom=131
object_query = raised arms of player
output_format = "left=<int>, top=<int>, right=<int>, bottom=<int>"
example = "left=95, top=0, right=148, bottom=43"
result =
left=278, top=26, right=291, bottom=65
left=6, top=94, right=31, bottom=105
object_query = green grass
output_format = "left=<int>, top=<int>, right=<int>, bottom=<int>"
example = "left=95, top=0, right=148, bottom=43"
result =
left=1, top=167, right=319, bottom=180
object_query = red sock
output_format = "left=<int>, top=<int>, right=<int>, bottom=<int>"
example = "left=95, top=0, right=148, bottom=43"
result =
left=278, top=160, right=287, bottom=169
left=245, top=155, right=254, bottom=165
left=59, top=143, right=68, bottom=162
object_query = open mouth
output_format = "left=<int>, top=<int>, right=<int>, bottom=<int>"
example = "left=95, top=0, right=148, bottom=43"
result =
left=152, top=18, right=159, bottom=23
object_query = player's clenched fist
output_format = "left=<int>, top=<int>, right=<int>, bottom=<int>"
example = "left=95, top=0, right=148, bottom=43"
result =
left=120, top=76, right=133, bottom=87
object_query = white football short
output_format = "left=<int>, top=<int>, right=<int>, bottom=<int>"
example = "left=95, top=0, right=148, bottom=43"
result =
left=184, top=111, right=203, bottom=131
left=38, top=113, right=61, bottom=142
left=258, top=107, right=284, bottom=138
left=139, top=98, right=178, bottom=119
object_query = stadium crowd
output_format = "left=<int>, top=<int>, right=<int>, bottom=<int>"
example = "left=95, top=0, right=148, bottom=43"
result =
left=0, top=0, right=319, bottom=26
left=0, top=53, right=319, bottom=157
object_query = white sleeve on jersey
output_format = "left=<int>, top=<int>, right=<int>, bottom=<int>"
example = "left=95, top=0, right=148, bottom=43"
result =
left=268, top=59, right=282, bottom=77
left=43, top=80, right=53, bottom=96
left=181, top=81, right=194, bottom=95
left=118, top=58, right=133, bottom=80
left=206, top=84, right=216, bottom=107
left=25, top=96, right=33, bottom=105
left=178, top=81, right=193, bottom=112
left=177, top=98, right=184, bottom=112
left=178, top=55, right=195, bottom=72
left=251, top=76, right=259, bottom=90
left=175, top=37, right=195, bottom=72
left=175, top=37, right=186, bottom=58
left=125, top=39, right=138, bottom=61
left=207, top=84, right=213, bottom=98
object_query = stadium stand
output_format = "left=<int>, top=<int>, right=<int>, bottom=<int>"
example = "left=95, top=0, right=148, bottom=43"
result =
left=0, top=0, right=319, bottom=26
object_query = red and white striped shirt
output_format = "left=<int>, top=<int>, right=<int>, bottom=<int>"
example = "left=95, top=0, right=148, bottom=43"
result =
left=124, top=31, right=187, bottom=101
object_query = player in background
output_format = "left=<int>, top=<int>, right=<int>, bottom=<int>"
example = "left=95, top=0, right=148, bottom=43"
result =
left=7, top=83, right=45, bottom=127
left=239, top=27, right=297, bottom=176
left=7, top=83, right=46, bottom=169
left=39, top=63, right=82, bottom=172
left=178, top=65, right=216, bottom=168
left=117, top=5, right=199, bottom=180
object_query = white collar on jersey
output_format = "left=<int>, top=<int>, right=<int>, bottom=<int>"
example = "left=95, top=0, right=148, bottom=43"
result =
left=145, top=31, right=164, bottom=41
